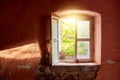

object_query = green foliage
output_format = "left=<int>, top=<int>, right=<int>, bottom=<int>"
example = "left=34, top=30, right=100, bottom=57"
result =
left=60, top=21, right=89, bottom=57
left=77, top=42, right=88, bottom=55
left=61, top=21, right=75, bottom=56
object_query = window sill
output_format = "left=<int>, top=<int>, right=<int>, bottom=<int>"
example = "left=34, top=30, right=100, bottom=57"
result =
left=52, top=62, right=99, bottom=66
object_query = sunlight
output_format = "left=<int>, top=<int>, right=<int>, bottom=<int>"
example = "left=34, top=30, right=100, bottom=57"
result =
left=61, top=17, right=76, bottom=25
left=52, top=10, right=101, bottom=65
left=59, top=17, right=91, bottom=61
left=59, top=16, right=76, bottom=61
left=77, top=21, right=89, bottom=27
left=0, top=43, right=41, bottom=59
left=54, top=10, right=99, bottom=17
left=77, top=21, right=90, bottom=38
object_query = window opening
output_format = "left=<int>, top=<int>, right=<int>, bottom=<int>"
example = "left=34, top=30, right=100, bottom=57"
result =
left=51, top=10, right=101, bottom=66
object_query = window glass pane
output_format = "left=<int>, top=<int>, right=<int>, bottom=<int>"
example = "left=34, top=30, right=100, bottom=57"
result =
left=59, top=20, right=75, bottom=61
left=77, top=21, right=90, bottom=38
left=52, top=19, right=58, bottom=39
left=77, top=41, right=90, bottom=59
left=52, top=19, right=59, bottom=64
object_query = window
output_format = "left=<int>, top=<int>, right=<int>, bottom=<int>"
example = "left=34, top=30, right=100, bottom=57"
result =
left=51, top=10, right=101, bottom=66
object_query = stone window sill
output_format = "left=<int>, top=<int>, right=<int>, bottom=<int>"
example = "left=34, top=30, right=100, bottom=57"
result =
left=52, top=62, right=99, bottom=66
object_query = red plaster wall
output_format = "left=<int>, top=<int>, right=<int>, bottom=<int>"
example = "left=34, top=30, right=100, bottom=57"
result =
left=53, top=0, right=120, bottom=80
left=0, top=0, right=51, bottom=50
left=0, top=43, right=40, bottom=80
left=0, top=0, right=51, bottom=79
left=0, top=0, right=120, bottom=80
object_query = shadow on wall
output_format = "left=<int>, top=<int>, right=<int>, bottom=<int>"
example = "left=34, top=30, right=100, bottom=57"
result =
left=0, top=43, right=41, bottom=80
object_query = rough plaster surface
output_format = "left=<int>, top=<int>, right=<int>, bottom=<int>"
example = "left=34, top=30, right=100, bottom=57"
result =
left=0, top=43, right=40, bottom=80
left=0, top=0, right=120, bottom=80
left=37, top=54, right=100, bottom=80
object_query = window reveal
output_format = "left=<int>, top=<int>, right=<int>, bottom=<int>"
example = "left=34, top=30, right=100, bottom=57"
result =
left=51, top=10, right=101, bottom=66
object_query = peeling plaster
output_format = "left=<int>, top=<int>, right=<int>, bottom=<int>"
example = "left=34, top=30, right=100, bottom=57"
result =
left=106, top=59, right=117, bottom=65
left=18, top=63, right=31, bottom=69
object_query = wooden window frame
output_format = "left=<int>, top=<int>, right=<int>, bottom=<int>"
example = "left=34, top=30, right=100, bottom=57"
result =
left=75, top=17, right=94, bottom=63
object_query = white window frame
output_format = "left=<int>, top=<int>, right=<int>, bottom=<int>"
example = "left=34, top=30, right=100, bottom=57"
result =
left=51, top=10, right=101, bottom=66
